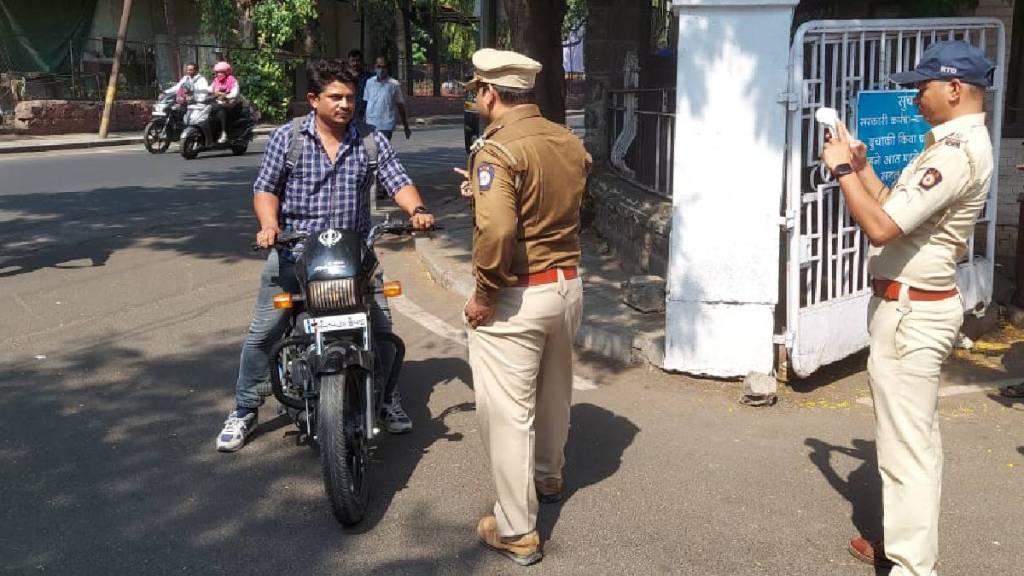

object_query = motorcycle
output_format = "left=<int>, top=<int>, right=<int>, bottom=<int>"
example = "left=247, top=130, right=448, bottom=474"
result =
left=180, top=93, right=255, bottom=160
left=257, top=217, right=438, bottom=525
left=143, top=91, right=186, bottom=154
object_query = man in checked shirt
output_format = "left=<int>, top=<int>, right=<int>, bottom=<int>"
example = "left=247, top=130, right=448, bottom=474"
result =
left=217, top=59, right=434, bottom=452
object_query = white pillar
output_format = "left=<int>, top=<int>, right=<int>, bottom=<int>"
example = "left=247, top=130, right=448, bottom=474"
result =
left=665, top=0, right=798, bottom=377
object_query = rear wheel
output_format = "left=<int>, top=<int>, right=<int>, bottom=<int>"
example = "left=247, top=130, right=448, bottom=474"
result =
left=180, top=131, right=201, bottom=159
left=231, top=143, right=248, bottom=156
left=318, top=369, right=369, bottom=525
left=144, top=119, right=170, bottom=153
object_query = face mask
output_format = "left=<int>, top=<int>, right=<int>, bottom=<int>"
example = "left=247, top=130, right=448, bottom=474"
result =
left=376, top=67, right=387, bottom=77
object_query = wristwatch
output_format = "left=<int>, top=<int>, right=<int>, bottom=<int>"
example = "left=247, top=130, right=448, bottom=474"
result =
left=833, top=163, right=855, bottom=177
left=413, top=206, right=430, bottom=215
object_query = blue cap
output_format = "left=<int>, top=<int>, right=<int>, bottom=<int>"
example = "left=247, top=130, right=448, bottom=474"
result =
left=890, top=40, right=995, bottom=88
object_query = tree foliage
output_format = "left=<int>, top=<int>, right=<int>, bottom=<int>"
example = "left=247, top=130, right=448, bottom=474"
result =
left=198, top=0, right=317, bottom=121
left=357, top=1, right=478, bottom=64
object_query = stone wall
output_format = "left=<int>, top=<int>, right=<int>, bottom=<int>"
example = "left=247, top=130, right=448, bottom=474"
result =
left=997, top=138, right=1024, bottom=258
left=587, top=171, right=672, bottom=277
left=14, top=100, right=150, bottom=135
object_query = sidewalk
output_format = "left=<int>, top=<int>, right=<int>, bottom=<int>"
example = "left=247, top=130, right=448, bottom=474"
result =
left=0, top=125, right=279, bottom=154
left=409, top=184, right=666, bottom=367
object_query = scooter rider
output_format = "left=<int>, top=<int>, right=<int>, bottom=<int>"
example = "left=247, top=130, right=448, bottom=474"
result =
left=216, top=58, right=434, bottom=452
left=164, top=63, right=208, bottom=104
left=210, top=61, right=240, bottom=144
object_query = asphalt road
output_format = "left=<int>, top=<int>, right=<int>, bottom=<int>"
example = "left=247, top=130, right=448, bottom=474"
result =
left=0, top=127, right=1021, bottom=576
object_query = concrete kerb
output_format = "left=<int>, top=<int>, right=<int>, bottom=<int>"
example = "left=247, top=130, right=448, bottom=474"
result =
left=413, top=115, right=464, bottom=127
left=0, top=125, right=278, bottom=155
left=413, top=234, right=656, bottom=367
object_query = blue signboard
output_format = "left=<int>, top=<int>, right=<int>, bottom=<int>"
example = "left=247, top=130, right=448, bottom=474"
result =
left=855, top=90, right=930, bottom=187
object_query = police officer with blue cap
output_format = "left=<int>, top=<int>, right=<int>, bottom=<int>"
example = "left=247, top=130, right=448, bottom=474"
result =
left=821, top=40, right=995, bottom=576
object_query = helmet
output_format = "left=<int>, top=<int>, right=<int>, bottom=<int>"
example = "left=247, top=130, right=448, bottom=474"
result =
left=214, top=61, right=232, bottom=74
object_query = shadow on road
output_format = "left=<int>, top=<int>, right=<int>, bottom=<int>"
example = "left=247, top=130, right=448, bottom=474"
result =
left=0, top=328, right=472, bottom=573
left=804, top=438, right=883, bottom=544
left=0, top=165, right=257, bottom=278
left=538, top=403, right=640, bottom=541
left=347, top=355, right=474, bottom=534
left=0, top=143, right=470, bottom=280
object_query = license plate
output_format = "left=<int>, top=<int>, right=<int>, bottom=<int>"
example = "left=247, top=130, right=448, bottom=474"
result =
left=305, top=313, right=367, bottom=333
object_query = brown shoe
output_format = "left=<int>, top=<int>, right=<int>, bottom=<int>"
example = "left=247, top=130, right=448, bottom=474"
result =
left=477, top=515, right=543, bottom=566
left=535, top=477, right=563, bottom=504
left=848, top=537, right=894, bottom=567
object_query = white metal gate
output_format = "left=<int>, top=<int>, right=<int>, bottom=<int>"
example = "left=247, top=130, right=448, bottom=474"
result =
left=782, top=18, right=1006, bottom=378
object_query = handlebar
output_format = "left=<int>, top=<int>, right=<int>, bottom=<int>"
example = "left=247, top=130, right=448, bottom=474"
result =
left=250, top=222, right=442, bottom=252
left=250, top=230, right=308, bottom=252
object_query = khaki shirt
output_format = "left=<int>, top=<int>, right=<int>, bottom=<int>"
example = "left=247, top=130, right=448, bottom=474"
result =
left=468, top=105, right=591, bottom=305
left=868, top=113, right=993, bottom=291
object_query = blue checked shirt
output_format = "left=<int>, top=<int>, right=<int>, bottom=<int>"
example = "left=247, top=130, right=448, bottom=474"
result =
left=253, top=113, right=413, bottom=248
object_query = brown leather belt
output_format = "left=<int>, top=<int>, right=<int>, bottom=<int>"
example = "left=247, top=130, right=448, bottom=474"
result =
left=872, top=279, right=958, bottom=302
left=517, top=266, right=579, bottom=287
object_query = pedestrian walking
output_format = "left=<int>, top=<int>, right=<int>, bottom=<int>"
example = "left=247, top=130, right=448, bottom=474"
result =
left=821, top=40, right=995, bottom=576
left=458, top=48, right=591, bottom=566
left=364, top=55, right=411, bottom=141
left=347, top=49, right=374, bottom=123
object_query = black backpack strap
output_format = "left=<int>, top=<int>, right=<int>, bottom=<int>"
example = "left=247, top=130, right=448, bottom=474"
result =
left=355, top=121, right=379, bottom=175
left=284, top=116, right=305, bottom=175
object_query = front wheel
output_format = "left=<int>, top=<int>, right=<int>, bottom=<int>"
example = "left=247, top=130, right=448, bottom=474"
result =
left=180, top=130, right=201, bottom=159
left=144, top=119, right=170, bottom=153
left=319, top=369, right=369, bottom=525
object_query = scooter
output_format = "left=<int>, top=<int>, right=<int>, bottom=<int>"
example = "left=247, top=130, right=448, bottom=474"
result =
left=180, top=93, right=255, bottom=160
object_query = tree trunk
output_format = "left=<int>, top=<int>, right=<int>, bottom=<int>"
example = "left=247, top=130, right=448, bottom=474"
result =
left=395, top=2, right=414, bottom=96
left=163, top=0, right=180, bottom=75
left=428, top=12, right=441, bottom=97
left=235, top=0, right=254, bottom=47
left=303, top=19, right=318, bottom=56
left=500, top=0, right=566, bottom=124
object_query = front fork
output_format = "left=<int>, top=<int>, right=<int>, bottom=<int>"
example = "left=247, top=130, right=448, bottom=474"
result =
left=313, top=320, right=378, bottom=440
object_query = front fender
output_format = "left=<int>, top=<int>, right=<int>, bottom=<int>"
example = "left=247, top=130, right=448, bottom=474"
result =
left=319, top=344, right=372, bottom=375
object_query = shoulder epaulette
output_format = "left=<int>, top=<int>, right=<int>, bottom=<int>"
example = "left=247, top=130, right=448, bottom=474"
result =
left=941, top=133, right=964, bottom=148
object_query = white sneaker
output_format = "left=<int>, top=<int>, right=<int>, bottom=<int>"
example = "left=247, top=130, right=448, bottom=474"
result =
left=382, top=393, right=412, bottom=434
left=216, top=410, right=257, bottom=452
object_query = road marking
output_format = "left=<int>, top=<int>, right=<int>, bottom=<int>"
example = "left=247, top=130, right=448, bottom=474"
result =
left=855, top=378, right=1020, bottom=406
left=389, top=295, right=597, bottom=391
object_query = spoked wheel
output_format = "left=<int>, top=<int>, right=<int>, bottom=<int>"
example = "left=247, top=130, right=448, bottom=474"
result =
left=180, top=131, right=201, bottom=159
left=318, top=368, right=369, bottom=525
left=143, top=119, right=170, bottom=153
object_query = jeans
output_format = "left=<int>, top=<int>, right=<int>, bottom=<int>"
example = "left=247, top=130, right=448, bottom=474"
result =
left=234, top=251, right=394, bottom=410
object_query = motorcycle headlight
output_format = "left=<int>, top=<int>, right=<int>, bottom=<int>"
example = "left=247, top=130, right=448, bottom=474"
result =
left=307, top=279, right=361, bottom=313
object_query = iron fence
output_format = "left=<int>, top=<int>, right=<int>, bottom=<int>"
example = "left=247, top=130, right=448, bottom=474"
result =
left=0, top=35, right=297, bottom=105
left=608, top=87, right=676, bottom=199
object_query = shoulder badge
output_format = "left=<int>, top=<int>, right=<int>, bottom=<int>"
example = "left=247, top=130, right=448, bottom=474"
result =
left=477, top=163, right=495, bottom=191
left=942, top=133, right=964, bottom=148
left=919, top=167, right=942, bottom=190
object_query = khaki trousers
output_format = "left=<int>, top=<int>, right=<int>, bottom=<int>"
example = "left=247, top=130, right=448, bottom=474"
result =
left=467, top=271, right=583, bottom=537
left=867, top=286, right=963, bottom=576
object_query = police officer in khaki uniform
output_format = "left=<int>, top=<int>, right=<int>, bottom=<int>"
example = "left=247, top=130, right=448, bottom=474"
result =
left=457, top=48, right=590, bottom=566
left=821, top=41, right=995, bottom=576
